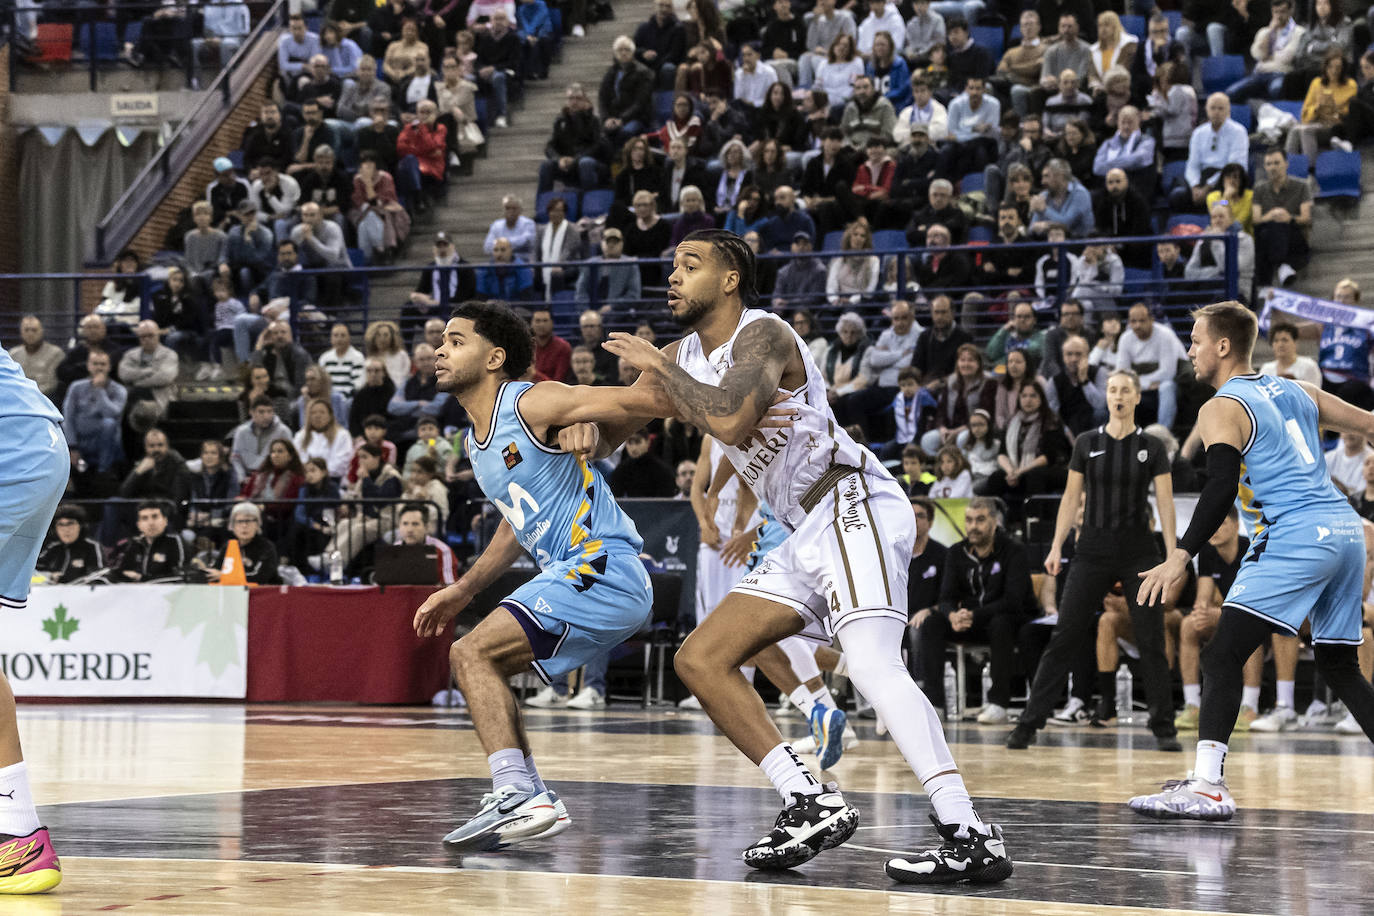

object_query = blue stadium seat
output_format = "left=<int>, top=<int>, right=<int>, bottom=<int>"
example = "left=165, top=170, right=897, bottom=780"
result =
left=227, top=149, right=244, bottom=171
left=970, top=26, right=1003, bottom=60
left=1122, top=266, right=1156, bottom=300
left=1287, top=152, right=1309, bottom=177
left=346, top=248, right=371, bottom=300
left=1314, top=150, right=1362, bottom=200
left=873, top=229, right=906, bottom=251
left=960, top=171, right=985, bottom=194
left=968, top=225, right=992, bottom=243
left=1121, top=14, right=1146, bottom=42
left=1230, top=105, right=1252, bottom=132
left=653, top=91, right=676, bottom=127
left=536, top=189, right=580, bottom=221
left=1272, top=100, right=1303, bottom=122
left=78, top=22, right=119, bottom=62
left=1159, top=159, right=1187, bottom=199
left=1200, top=55, right=1247, bottom=95
left=1161, top=10, right=1182, bottom=39
left=580, top=189, right=615, bottom=218
left=822, top=230, right=844, bottom=251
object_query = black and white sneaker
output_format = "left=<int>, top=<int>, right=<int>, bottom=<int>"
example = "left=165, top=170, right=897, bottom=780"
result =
left=885, top=814, right=1013, bottom=885
left=742, top=785, right=859, bottom=870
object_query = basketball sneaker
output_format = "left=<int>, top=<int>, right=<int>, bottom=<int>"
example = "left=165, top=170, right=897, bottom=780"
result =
left=525, top=686, right=568, bottom=709
left=1089, top=696, right=1116, bottom=728
left=0, top=827, right=61, bottom=894
left=885, top=815, right=1013, bottom=885
left=1250, top=706, right=1298, bottom=732
left=1004, top=723, right=1037, bottom=749
left=1334, top=711, right=1365, bottom=735
left=1128, top=773, right=1235, bottom=822
left=442, top=786, right=558, bottom=852
left=1174, top=704, right=1200, bottom=730
left=1234, top=705, right=1257, bottom=732
left=809, top=704, right=849, bottom=769
left=792, top=725, right=859, bottom=757
left=1047, top=697, right=1091, bottom=726
left=741, top=785, right=859, bottom=870
left=494, top=790, right=571, bottom=848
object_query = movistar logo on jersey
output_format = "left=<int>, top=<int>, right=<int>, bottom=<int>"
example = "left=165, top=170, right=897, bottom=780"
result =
left=492, top=482, right=541, bottom=529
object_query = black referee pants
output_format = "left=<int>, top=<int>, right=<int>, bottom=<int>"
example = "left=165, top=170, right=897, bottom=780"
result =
left=1019, top=531, right=1177, bottom=736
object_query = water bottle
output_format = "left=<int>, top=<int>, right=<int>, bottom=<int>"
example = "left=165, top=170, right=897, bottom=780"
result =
left=328, top=550, right=343, bottom=585
left=1115, top=664, right=1134, bottom=722
left=980, top=662, right=993, bottom=708
left=943, top=662, right=958, bottom=721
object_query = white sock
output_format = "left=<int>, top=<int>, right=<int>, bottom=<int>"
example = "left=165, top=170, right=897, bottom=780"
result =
left=0, top=761, right=41, bottom=837
left=789, top=684, right=818, bottom=718
left=838, top=616, right=962, bottom=783
left=1241, top=686, right=1261, bottom=711
left=777, top=635, right=823, bottom=683
left=1183, top=684, right=1201, bottom=707
left=1275, top=680, right=1295, bottom=710
left=488, top=748, right=532, bottom=793
left=833, top=652, right=848, bottom=677
left=924, top=770, right=983, bottom=833
left=524, top=754, right=549, bottom=797
left=760, top=743, right=823, bottom=801
left=809, top=686, right=833, bottom=713
left=1194, top=739, right=1228, bottom=783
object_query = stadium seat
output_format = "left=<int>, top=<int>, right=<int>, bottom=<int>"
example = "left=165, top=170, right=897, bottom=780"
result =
left=1286, top=153, right=1308, bottom=177
left=1122, top=266, right=1156, bottom=300
left=346, top=248, right=371, bottom=300
left=1230, top=105, right=1252, bottom=132
left=536, top=189, right=580, bottom=221
left=1161, top=10, right=1182, bottom=39
left=78, top=22, right=119, bottom=62
left=960, top=171, right=985, bottom=194
left=653, top=91, right=676, bottom=127
left=822, top=230, right=844, bottom=251
left=1200, top=56, right=1247, bottom=96
left=968, top=225, right=992, bottom=243
left=29, top=24, right=73, bottom=63
left=873, top=229, right=907, bottom=251
left=580, top=189, right=615, bottom=219
left=1271, top=100, right=1303, bottom=123
left=1314, top=150, right=1362, bottom=201
left=1120, top=14, right=1146, bottom=42
left=227, top=149, right=245, bottom=171
left=970, top=26, right=1003, bottom=60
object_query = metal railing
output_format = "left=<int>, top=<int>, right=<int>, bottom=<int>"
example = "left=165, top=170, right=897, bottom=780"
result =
left=92, top=0, right=287, bottom=264
left=5, top=229, right=1239, bottom=348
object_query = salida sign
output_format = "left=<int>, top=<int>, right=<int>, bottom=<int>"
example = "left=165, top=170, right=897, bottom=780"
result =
left=7, top=585, right=247, bottom=698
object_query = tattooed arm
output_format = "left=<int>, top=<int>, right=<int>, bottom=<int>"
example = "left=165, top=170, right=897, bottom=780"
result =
left=604, top=318, right=793, bottom=447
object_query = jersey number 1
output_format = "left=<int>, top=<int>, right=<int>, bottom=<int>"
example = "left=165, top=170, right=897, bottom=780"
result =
left=1284, top=418, right=1316, bottom=465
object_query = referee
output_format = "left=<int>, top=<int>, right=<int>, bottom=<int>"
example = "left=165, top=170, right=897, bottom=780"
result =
left=1006, top=368, right=1183, bottom=752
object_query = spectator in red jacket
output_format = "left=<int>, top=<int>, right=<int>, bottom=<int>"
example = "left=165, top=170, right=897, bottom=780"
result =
left=848, top=136, right=895, bottom=223
left=397, top=99, right=448, bottom=206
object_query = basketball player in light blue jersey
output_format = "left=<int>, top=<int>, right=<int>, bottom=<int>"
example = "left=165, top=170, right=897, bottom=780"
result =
left=1133, top=302, right=1374, bottom=822
left=411, top=301, right=676, bottom=852
left=0, top=346, right=68, bottom=894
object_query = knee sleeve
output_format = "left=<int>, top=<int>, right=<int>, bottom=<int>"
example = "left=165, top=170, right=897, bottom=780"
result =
left=777, top=635, right=822, bottom=683
left=1201, top=608, right=1273, bottom=672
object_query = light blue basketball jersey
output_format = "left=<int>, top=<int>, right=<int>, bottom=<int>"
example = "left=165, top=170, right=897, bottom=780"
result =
left=747, top=501, right=788, bottom=571
left=0, top=345, right=62, bottom=424
left=1214, top=373, right=1351, bottom=533
left=467, top=380, right=642, bottom=576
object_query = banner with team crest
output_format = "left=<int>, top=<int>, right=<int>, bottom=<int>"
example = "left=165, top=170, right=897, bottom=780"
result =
left=622, top=499, right=699, bottom=629
left=4, top=585, right=248, bottom=698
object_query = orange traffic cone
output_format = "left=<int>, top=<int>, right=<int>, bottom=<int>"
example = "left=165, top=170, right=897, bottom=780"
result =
left=219, top=538, right=246, bottom=586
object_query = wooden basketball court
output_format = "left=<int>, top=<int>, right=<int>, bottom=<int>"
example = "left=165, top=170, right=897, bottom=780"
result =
left=13, top=702, right=1374, bottom=914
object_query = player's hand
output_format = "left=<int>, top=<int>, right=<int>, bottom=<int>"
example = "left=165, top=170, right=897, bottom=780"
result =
left=1043, top=547, right=1061, bottom=578
left=603, top=332, right=667, bottom=374
left=719, top=529, right=754, bottom=567
left=699, top=518, right=721, bottom=549
left=558, top=421, right=601, bottom=459
left=413, top=582, right=474, bottom=637
left=1137, top=548, right=1191, bottom=608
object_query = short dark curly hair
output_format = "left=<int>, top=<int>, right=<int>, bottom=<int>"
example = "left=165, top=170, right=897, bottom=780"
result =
left=452, top=300, right=534, bottom=379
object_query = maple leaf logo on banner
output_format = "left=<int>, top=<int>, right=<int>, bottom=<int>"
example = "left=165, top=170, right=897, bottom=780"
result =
left=41, top=605, right=79, bottom=641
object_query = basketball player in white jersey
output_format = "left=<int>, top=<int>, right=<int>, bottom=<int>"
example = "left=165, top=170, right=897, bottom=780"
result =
left=595, top=229, right=1013, bottom=882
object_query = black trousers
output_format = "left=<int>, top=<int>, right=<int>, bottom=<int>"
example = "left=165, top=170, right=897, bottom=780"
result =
left=1019, top=529, right=1176, bottom=736
left=1018, top=617, right=1094, bottom=706
left=918, top=611, right=1026, bottom=708
left=1254, top=222, right=1311, bottom=285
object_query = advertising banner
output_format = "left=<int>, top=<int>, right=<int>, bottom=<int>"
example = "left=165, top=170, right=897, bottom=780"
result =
left=4, top=585, right=248, bottom=698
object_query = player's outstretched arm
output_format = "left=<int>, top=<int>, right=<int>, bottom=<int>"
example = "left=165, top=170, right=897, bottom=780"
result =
left=1298, top=381, right=1374, bottom=442
left=1137, top=397, right=1247, bottom=607
left=414, top=520, right=525, bottom=637
left=603, top=319, right=792, bottom=447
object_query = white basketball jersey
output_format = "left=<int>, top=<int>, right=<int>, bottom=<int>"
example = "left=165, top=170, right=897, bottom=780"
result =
left=674, top=308, right=889, bottom=531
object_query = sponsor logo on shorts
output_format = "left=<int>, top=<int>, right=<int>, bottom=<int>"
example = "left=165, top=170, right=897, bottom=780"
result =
left=839, top=478, right=866, bottom=533
left=534, top=596, right=554, bottom=616
left=1317, top=526, right=1331, bottom=541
